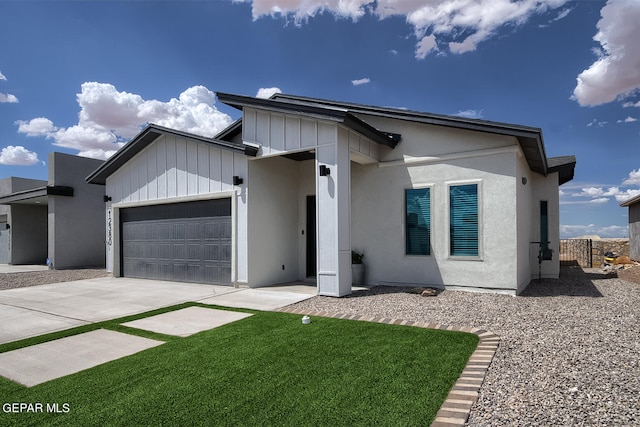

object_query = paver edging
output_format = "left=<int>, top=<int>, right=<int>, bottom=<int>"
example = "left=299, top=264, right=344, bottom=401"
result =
left=275, top=307, right=499, bottom=427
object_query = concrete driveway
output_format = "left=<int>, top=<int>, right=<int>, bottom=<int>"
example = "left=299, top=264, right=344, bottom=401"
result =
left=0, top=277, right=316, bottom=345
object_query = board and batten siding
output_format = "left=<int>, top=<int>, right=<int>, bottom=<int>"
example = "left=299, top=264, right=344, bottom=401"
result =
left=243, top=107, right=381, bottom=161
left=106, top=134, right=247, bottom=204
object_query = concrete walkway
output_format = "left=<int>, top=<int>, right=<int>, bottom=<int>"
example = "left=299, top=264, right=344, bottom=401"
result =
left=0, top=277, right=316, bottom=344
left=0, top=277, right=316, bottom=387
left=0, top=264, right=49, bottom=274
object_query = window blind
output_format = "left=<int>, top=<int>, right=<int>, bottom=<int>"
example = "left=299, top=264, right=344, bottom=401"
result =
left=405, top=188, right=430, bottom=255
left=450, top=184, right=478, bottom=256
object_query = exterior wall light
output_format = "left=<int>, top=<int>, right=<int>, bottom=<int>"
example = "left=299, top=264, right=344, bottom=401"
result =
left=319, top=165, right=331, bottom=176
left=104, top=195, right=112, bottom=202
left=233, top=176, right=243, bottom=186
left=522, top=177, right=527, bottom=185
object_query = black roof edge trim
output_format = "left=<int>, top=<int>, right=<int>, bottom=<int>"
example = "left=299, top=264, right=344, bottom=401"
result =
left=217, top=92, right=400, bottom=148
left=547, top=155, right=576, bottom=186
left=244, top=145, right=259, bottom=157
left=86, top=123, right=251, bottom=185
left=46, top=185, right=74, bottom=197
left=343, top=113, right=399, bottom=148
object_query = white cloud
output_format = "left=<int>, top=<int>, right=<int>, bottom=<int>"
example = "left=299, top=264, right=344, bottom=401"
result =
left=249, top=0, right=568, bottom=59
left=0, top=146, right=41, bottom=166
left=415, top=34, right=438, bottom=59
left=351, top=77, right=371, bottom=86
left=623, top=100, right=640, bottom=108
left=454, top=109, right=484, bottom=119
left=590, top=197, right=609, bottom=204
left=0, top=70, right=18, bottom=103
left=256, top=87, right=282, bottom=99
left=622, top=169, right=640, bottom=186
left=586, top=118, right=607, bottom=127
left=623, top=116, right=637, bottom=123
left=566, top=180, right=640, bottom=204
left=16, top=117, right=57, bottom=136
left=0, top=93, right=18, bottom=103
left=572, top=0, right=640, bottom=106
left=17, top=82, right=233, bottom=160
left=560, top=224, right=628, bottom=239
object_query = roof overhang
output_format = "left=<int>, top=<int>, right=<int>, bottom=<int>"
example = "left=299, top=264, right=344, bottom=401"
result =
left=216, top=92, right=401, bottom=148
left=0, top=185, right=74, bottom=206
left=217, top=92, right=556, bottom=176
left=86, top=124, right=258, bottom=185
left=547, top=156, right=576, bottom=186
left=620, top=193, right=640, bottom=207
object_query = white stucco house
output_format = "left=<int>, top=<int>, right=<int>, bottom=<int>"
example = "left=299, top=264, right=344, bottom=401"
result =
left=86, top=92, right=575, bottom=296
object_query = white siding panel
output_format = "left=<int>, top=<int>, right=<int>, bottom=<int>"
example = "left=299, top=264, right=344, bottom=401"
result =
left=244, top=108, right=257, bottom=143
left=221, top=150, right=233, bottom=192
left=166, top=135, right=177, bottom=198
left=285, top=116, right=301, bottom=150
left=256, top=111, right=270, bottom=146
left=270, top=114, right=285, bottom=152
left=318, top=121, right=336, bottom=145
left=187, top=142, right=198, bottom=195
left=197, top=143, right=210, bottom=194
left=122, top=166, right=131, bottom=202
left=147, top=147, right=158, bottom=200
left=176, top=137, right=187, bottom=197
left=301, top=118, right=317, bottom=148
left=209, top=148, right=222, bottom=192
left=156, top=137, right=167, bottom=199
left=131, top=156, right=140, bottom=202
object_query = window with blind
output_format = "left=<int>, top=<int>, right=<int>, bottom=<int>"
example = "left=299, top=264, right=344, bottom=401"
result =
left=405, top=187, right=431, bottom=256
left=449, top=183, right=479, bottom=257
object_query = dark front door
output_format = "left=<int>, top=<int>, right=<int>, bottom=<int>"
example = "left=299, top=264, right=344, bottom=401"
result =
left=306, top=195, right=316, bottom=277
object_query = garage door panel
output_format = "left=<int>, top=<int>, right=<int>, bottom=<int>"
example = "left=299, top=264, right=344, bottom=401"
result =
left=121, top=199, right=232, bottom=285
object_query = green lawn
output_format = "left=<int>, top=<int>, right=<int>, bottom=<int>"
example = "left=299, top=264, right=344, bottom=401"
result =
left=0, top=304, right=478, bottom=426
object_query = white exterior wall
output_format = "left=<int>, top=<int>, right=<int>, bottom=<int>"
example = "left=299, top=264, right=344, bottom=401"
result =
left=243, top=108, right=380, bottom=162
left=352, top=122, right=522, bottom=293
left=104, top=134, right=248, bottom=281
left=527, top=171, right=561, bottom=282
left=246, top=156, right=300, bottom=287
left=516, top=151, right=534, bottom=291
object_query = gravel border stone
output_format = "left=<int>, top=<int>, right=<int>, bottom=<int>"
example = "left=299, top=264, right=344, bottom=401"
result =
left=287, top=266, right=639, bottom=426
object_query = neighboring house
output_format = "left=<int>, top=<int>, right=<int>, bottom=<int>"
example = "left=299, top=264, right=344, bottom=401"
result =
left=620, top=195, right=640, bottom=260
left=0, top=152, right=106, bottom=269
left=87, top=93, right=576, bottom=296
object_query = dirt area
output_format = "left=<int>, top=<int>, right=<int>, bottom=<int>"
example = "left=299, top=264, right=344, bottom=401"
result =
left=614, top=264, right=640, bottom=284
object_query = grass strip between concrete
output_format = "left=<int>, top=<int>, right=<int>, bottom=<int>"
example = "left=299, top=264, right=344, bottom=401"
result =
left=0, top=303, right=478, bottom=426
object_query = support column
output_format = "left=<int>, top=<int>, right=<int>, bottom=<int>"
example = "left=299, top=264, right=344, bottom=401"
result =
left=316, top=140, right=352, bottom=297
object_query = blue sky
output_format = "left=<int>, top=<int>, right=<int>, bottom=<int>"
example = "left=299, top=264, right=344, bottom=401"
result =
left=1, top=0, right=639, bottom=238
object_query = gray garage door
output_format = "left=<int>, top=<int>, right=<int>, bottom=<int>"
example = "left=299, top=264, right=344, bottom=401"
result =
left=120, top=199, right=232, bottom=285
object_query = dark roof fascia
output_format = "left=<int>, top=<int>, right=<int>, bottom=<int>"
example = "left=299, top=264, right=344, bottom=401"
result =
left=46, top=185, right=74, bottom=197
left=215, top=118, right=243, bottom=141
left=0, top=186, right=47, bottom=204
left=86, top=124, right=256, bottom=185
left=221, top=92, right=550, bottom=175
left=620, top=193, right=640, bottom=207
left=216, top=92, right=399, bottom=148
left=272, top=93, right=549, bottom=175
left=547, top=155, right=576, bottom=186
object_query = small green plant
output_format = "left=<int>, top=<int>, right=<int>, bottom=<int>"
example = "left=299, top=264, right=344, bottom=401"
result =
left=352, top=250, right=364, bottom=264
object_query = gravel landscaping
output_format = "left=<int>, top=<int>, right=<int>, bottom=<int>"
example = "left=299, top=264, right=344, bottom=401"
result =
left=0, top=268, right=108, bottom=290
left=290, top=266, right=640, bottom=426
